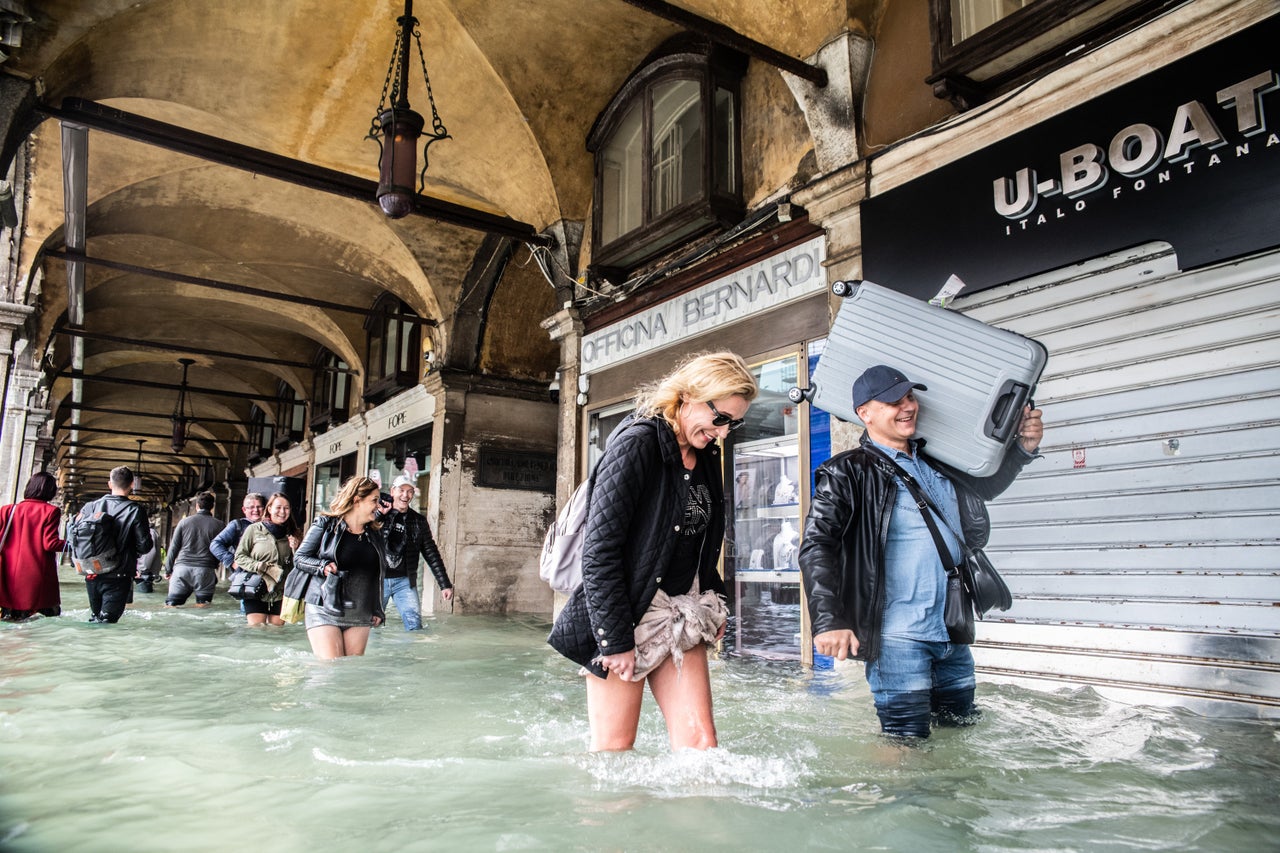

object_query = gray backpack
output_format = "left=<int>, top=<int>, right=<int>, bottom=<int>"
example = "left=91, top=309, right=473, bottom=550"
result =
left=69, top=500, right=124, bottom=576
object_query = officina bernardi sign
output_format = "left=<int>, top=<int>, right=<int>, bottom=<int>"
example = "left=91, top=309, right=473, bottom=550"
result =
left=580, top=235, right=826, bottom=372
left=861, top=16, right=1280, bottom=300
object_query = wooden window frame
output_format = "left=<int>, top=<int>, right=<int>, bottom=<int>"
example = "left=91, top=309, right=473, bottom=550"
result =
left=363, top=295, right=421, bottom=405
left=587, top=35, right=747, bottom=281
left=928, top=0, right=1179, bottom=110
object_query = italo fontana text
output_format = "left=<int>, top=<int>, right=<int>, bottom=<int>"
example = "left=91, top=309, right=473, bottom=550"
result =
left=992, top=69, right=1278, bottom=234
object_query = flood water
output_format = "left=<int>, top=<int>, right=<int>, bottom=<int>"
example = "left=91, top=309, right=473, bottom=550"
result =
left=2, top=575, right=1278, bottom=852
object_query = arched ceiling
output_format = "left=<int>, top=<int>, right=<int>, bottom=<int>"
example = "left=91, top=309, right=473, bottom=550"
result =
left=3, top=0, right=849, bottom=507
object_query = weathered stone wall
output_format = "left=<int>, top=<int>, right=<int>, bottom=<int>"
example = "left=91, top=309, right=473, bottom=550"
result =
left=433, top=390, right=557, bottom=615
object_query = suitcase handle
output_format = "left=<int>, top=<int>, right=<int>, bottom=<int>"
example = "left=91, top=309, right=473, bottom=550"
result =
left=987, top=380, right=1031, bottom=443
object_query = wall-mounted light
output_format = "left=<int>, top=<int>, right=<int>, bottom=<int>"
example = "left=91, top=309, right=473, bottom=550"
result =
left=365, top=0, right=451, bottom=219
left=576, top=372, right=590, bottom=407
left=548, top=370, right=561, bottom=404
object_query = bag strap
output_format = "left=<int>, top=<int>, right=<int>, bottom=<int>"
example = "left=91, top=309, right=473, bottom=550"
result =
left=864, top=446, right=959, bottom=574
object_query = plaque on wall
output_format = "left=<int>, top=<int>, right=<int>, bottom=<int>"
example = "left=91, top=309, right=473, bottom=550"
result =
left=477, top=449, right=556, bottom=492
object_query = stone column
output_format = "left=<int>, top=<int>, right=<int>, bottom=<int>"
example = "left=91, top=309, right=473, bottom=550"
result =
left=422, top=369, right=559, bottom=616
left=540, top=307, right=584, bottom=618
left=0, top=300, right=35, bottom=502
left=540, top=307, right=585, bottom=506
left=0, top=365, right=41, bottom=504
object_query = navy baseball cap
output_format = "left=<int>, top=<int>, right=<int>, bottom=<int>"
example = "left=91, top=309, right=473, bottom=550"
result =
left=852, top=365, right=927, bottom=409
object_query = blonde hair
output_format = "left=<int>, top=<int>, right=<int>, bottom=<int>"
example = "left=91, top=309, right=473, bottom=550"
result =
left=321, top=475, right=383, bottom=528
left=634, top=351, right=759, bottom=432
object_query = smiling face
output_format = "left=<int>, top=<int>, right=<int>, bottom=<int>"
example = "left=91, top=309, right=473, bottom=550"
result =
left=856, top=392, right=920, bottom=451
left=391, top=483, right=414, bottom=511
left=242, top=499, right=265, bottom=522
left=352, top=490, right=381, bottom=525
left=265, top=497, right=291, bottom=524
left=676, top=394, right=750, bottom=450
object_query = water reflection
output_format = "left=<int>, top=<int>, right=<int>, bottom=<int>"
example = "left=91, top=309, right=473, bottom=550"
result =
left=1, top=577, right=1277, bottom=851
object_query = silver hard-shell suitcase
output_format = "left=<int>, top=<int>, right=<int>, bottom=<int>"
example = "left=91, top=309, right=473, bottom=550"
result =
left=792, top=280, right=1048, bottom=478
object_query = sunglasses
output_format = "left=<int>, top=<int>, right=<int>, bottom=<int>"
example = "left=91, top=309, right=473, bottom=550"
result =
left=705, top=400, right=746, bottom=431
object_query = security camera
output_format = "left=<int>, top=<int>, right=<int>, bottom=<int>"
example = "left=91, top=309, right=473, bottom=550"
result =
left=549, top=371, right=561, bottom=404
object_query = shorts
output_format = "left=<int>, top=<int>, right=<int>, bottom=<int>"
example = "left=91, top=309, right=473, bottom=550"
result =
left=243, top=598, right=283, bottom=616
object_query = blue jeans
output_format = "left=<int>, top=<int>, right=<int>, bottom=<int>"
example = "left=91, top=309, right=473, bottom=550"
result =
left=865, top=634, right=978, bottom=738
left=382, top=576, right=422, bottom=631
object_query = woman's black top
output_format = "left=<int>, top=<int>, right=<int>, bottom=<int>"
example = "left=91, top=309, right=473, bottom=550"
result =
left=662, top=459, right=711, bottom=595
left=334, top=531, right=381, bottom=620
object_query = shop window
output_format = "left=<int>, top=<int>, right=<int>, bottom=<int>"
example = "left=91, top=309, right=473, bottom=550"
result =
left=312, top=350, right=351, bottom=430
left=928, top=0, right=1174, bottom=110
left=364, top=295, right=421, bottom=405
left=587, top=34, right=747, bottom=279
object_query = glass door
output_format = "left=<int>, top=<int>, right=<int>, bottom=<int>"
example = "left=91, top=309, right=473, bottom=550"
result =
left=724, top=353, right=804, bottom=660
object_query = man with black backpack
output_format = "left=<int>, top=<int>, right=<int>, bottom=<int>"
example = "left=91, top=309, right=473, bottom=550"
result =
left=70, top=466, right=154, bottom=623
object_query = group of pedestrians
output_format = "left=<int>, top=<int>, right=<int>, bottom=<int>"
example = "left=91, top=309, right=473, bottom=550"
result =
left=3, top=348, right=1045, bottom=746
left=0, top=468, right=454, bottom=661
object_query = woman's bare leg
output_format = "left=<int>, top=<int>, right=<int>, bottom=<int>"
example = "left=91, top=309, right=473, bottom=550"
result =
left=307, top=625, right=345, bottom=659
left=339, top=626, right=372, bottom=656
left=648, top=645, right=717, bottom=750
left=246, top=613, right=267, bottom=627
left=585, top=670, right=646, bottom=751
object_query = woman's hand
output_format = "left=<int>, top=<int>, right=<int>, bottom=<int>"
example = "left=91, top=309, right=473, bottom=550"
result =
left=372, top=615, right=383, bottom=627
left=287, top=535, right=300, bottom=551
left=323, top=562, right=338, bottom=576
left=597, top=649, right=637, bottom=682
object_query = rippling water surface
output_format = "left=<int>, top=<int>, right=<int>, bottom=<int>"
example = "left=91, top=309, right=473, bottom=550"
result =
left=1, top=577, right=1277, bottom=852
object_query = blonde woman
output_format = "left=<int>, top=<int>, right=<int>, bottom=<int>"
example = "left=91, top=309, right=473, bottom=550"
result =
left=294, top=476, right=387, bottom=659
left=548, top=351, right=759, bottom=751
left=232, top=492, right=301, bottom=626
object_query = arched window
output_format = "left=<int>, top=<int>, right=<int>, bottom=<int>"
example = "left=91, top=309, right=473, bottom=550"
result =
left=587, top=35, right=747, bottom=279
left=364, top=295, right=422, bottom=404
left=311, top=350, right=351, bottom=430
left=248, top=404, right=274, bottom=463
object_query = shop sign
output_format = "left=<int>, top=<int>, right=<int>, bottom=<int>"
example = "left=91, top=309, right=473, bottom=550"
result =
left=862, top=17, right=1280, bottom=299
left=365, top=386, right=436, bottom=444
left=580, top=236, right=826, bottom=372
left=313, top=417, right=365, bottom=463
left=477, top=449, right=556, bottom=492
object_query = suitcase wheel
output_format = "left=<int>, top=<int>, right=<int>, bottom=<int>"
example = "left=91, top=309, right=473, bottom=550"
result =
left=787, top=386, right=812, bottom=404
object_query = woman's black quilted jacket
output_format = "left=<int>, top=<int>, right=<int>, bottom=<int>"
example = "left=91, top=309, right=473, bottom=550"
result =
left=547, top=414, right=726, bottom=677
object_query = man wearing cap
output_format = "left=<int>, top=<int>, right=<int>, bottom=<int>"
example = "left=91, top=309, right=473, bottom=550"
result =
left=380, top=475, right=453, bottom=630
left=799, top=364, right=1043, bottom=738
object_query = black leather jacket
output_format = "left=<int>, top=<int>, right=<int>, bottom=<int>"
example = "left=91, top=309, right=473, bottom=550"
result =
left=382, top=507, right=451, bottom=591
left=548, top=415, right=726, bottom=677
left=294, top=515, right=387, bottom=622
left=799, top=434, right=1034, bottom=663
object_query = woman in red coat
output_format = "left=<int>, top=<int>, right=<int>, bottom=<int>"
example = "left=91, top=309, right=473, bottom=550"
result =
left=0, top=472, right=67, bottom=621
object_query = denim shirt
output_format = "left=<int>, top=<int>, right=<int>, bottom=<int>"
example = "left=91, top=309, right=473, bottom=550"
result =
left=870, top=438, right=963, bottom=642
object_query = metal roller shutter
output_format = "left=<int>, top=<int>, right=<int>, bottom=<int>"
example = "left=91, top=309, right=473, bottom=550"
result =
left=953, top=241, right=1280, bottom=717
